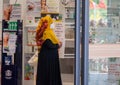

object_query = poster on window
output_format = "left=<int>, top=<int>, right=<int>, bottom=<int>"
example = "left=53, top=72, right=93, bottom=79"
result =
left=54, top=21, right=65, bottom=58
left=3, top=4, right=21, bottom=21
left=3, top=32, right=17, bottom=54
left=3, top=4, right=13, bottom=21
left=89, top=0, right=107, bottom=27
left=10, top=4, right=21, bottom=21
left=25, top=26, right=37, bottom=46
left=61, top=0, right=75, bottom=7
left=41, top=0, right=59, bottom=13
left=26, top=0, right=41, bottom=25
left=24, top=53, right=34, bottom=80
left=108, top=58, right=120, bottom=82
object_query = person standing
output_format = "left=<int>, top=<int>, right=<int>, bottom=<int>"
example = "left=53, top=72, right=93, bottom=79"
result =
left=35, top=15, right=62, bottom=85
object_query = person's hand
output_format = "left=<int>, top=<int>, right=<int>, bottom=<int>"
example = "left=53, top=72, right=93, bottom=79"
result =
left=58, top=42, right=62, bottom=48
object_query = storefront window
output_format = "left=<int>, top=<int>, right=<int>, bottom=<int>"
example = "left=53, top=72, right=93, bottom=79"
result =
left=89, top=0, right=120, bottom=85
left=23, top=0, right=75, bottom=85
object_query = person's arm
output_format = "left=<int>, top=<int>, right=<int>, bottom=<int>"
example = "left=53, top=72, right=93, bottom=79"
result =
left=43, top=39, right=61, bottom=49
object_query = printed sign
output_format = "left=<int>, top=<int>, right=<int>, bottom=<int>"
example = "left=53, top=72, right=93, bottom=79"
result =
left=10, top=4, right=21, bottom=21
left=54, top=21, right=65, bottom=58
left=41, top=0, right=59, bottom=13
left=26, top=0, right=41, bottom=25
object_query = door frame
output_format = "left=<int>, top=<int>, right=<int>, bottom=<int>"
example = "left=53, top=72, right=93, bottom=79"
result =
left=75, top=0, right=89, bottom=85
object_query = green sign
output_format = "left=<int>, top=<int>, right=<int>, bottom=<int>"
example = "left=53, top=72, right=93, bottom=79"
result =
left=8, top=22, right=17, bottom=30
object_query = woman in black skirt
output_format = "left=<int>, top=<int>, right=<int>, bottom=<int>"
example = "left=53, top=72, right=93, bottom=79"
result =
left=35, top=15, right=62, bottom=85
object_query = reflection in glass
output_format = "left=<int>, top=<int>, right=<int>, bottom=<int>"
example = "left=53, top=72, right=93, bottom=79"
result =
left=89, top=58, right=120, bottom=85
left=89, top=0, right=120, bottom=85
left=89, top=0, right=120, bottom=44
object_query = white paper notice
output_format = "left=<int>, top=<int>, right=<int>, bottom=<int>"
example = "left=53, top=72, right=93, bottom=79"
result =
left=10, top=0, right=22, bottom=4
left=46, top=0, right=59, bottom=13
left=0, top=0, right=3, bottom=21
left=54, top=21, right=65, bottom=58
left=10, top=4, right=21, bottom=21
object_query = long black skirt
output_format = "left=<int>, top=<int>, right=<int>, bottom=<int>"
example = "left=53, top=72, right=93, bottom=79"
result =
left=36, top=39, right=62, bottom=85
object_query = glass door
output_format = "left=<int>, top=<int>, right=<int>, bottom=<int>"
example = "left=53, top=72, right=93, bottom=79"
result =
left=89, top=0, right=120, bottom=85
left=23, top=0, right=76, bottom=85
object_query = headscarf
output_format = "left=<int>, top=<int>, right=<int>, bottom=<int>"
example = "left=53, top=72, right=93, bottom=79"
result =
left=36, top=15, right=59, bottom=45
